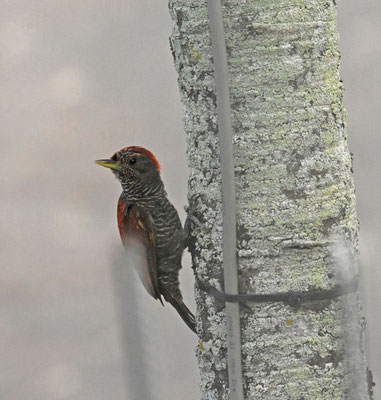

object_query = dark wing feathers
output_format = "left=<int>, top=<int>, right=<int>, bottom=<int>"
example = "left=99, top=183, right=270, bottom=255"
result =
left=117, top=195, right=162, bottom=303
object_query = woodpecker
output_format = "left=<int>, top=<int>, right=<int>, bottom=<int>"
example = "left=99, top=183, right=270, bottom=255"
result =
left=96, top=146, right=196, bottom=333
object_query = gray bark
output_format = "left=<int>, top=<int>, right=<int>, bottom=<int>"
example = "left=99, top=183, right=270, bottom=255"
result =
left=168, top=0, right=370, bottom=399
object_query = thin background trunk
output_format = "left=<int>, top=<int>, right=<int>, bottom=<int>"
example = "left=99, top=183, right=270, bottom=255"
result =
left=168, top=0, right=371, bottom=399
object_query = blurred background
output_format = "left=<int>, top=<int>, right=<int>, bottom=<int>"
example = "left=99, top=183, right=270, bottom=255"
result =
left=0, top=0, right=379, bottom=399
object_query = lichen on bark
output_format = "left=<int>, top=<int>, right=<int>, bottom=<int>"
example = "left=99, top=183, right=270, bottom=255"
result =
left=168, top=0, right=370, bottom=399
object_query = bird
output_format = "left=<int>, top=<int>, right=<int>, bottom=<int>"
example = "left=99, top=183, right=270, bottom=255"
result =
left=96, top=146, right=196, bottom=333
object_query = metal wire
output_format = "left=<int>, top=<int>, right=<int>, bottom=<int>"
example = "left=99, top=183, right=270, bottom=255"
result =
left=206, top=1, right=244, bottom=399
left=111, top=250, right=154, bottom=400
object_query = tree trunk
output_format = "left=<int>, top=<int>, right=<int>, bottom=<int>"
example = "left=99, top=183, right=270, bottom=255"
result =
left=168, top=0, right=370, bottom=399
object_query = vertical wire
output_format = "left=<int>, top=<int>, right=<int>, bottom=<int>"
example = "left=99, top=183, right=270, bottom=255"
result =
left=111, top=250, right=154, bottom=400
left=206, top=1, right=244, bottom=399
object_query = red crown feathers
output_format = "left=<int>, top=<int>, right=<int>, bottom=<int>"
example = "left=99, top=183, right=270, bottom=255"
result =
left=120, top=146, right=161, bottom=172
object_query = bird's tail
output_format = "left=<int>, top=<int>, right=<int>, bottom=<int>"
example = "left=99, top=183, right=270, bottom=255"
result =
left=162, top=289, right=197, bottom=334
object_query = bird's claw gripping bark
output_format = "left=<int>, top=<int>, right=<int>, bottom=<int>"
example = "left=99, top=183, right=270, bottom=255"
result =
left=183, top=210, right=203, bottom=250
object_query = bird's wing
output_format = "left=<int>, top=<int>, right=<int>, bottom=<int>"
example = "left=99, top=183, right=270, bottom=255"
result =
left=117, top=195, right=162, bottom=303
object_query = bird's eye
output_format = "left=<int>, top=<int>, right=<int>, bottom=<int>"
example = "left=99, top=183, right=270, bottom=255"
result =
left=129, top=157, right=137, bottom=165
left=111, top=153, right=118, bottom=161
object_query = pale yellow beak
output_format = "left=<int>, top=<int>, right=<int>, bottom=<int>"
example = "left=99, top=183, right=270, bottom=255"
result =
left=95, top=159, right=121, bottom=171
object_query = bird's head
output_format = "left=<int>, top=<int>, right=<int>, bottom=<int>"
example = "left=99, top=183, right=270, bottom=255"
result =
left=96, top=146, right=162, bottom=186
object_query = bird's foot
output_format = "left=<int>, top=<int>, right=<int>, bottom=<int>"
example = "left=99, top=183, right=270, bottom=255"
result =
left=183, top=209, right=203, bottom=250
